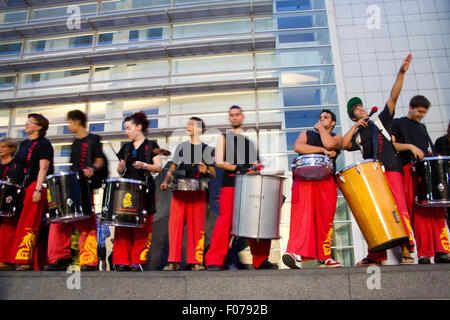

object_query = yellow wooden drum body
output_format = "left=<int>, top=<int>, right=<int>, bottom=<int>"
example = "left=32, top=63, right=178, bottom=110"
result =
left=336, top=159, right=409, bottom=252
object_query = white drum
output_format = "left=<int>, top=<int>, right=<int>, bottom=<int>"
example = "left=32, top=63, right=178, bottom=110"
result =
left=291, top=154, right=333, bottom=180
left=231, top=174, right=285, bottom=239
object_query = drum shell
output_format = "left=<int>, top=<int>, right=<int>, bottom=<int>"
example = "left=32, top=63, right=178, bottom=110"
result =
left=414, top=156, right=450, bottom=207
left=46, top=172, right=93, bottom=223
left=291, top=154, right=333, bottom=180
left=167, top=176, right=208, bottom=191
left=100, top=178, right=147, bottom=228
left=0, top=181, right=24, bottom=218
left=232, top=175, right=284, bottom=239
left=336, top=160, right=409, bottom=252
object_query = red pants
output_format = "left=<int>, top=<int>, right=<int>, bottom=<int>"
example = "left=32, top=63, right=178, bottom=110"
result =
left=113, top=214, right=153, bottom=265
left=168, top=191, right=206, bottom=264
left=402, top=163, right=450, bottom=258
left=205, top=186, right=271, bottom=269
left=287, top=176, right=337, bottom=260
left=0, top=216, right=19, bottom=264
left=8, top=182, right=47, bottom=267
left=47, top=216, right=98, bottom=266
left=367, top=171, right=415, bottom=261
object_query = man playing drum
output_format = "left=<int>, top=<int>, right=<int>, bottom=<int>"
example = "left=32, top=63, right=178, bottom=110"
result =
left=160, top=117, right=216, bottom=271
left=342, top=54, right=415, bottom=266
left=392, top=96, right=450, bottom=264
left=205, top=105, right=278, bottom=270
left=283, top=110, right=343, bottom=269
left=44, top=110, right=104, bottom=271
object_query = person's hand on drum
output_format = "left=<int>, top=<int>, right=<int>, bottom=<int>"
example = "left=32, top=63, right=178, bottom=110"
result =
left=83, top=167, right=94, bottom=178
left=133, top=161, right=147, bottom=170
left=117, top=160, right=126, bottom=174
left=323, top=148, right=337, bottom=158
left=198, top=162, right=207, bottom=174
left=409, top=144, right=425, bottom=161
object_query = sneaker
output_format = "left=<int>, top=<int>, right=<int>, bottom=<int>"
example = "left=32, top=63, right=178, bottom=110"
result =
left=43, top=258, right=72, bottom=271
left=190, top=264, right=205, bottom=271
left=80, top=265, right=98, bottom=271
left=0, top=263, right=15, bottom=271
left=116, top=264, right=131, bottom=271
left=206, top=265, right=221, bottom=271
left=418, top=257, right=431, bottom=264
left=163, top=262, right=180, bottom=271
left=256, top=259, right=278, bottom=270
left=318, top=258, right=341, bottom=268
left=131, top=264, right=144, bottom=272
left=434, top=253, right=450, bottom=263
left=282, top=253, right=302, bottom=269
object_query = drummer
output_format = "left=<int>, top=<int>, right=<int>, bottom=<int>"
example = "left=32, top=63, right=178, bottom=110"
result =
left=114, top=111, right=162, bottom=271
left=160, top=117, right=216, bottom=271
left=392, top=96, right=450, bottom=264
left=0, top=138, right=19, bottom=271
left=9, top=114, right=54, bottom=271
left=44, top=110, right=103, bottom=271
left=205, top=105, right=278, bottom=270
left=283, top=110, right=343, bottom=269
left=342, top=54, right=415, bottom=266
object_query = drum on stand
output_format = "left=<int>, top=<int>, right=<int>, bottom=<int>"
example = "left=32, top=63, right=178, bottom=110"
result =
left=291, top=154, right=333, bottom=180
left=232, top=174, right=285, bottom=240
left=414, top=156, right=449, bottom=207
left=336, top=159, right=409, bottom=252
left=0, top=181, right=24, bottom=218
left=167, top=175, right=209, bottom=191
left=45, top=171, right=94, bottom=223
left=99, top=178, right=147, bottom=228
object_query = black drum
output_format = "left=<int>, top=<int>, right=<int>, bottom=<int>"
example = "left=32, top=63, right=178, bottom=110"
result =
left=45, top=171, right=94, bottom=223
left=99, top=178, right=147, bottom=228
left=414, top=156, right=450, bottom=207
left=0, top=180, right=24, bottom=218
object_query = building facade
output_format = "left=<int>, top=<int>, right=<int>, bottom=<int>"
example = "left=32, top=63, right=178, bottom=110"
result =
left=0, top=0, right=448, bottom=268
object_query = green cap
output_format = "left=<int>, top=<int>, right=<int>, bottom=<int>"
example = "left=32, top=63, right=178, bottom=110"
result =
left=347, top=97, right=363, bottom=118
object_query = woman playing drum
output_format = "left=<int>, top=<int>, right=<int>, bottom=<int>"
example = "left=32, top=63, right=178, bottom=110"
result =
left=113, top=111, right=162, bottom=271
left=160, top=117, right=216, bottom=271
left=0, top=138, right=19, bottom=270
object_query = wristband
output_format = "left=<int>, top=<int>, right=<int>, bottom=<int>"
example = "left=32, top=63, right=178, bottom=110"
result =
left=35, top=189, right=42, bottom=193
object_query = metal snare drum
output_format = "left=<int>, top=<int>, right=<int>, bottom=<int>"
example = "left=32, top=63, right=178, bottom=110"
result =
left=336, top=159, right=409, bottom=252
left=231, top=174, right=285, bottom=240
left=100, top=178, right=147, bottom=228
left=167, top=175, right=209, bottom=191
left=414, top=156, right=450, bottom=207
left=291, top=154, right=333, bottom=180
left=0, top=180, right=24, bottom=218
left=45, top=171, right=94, bottom=223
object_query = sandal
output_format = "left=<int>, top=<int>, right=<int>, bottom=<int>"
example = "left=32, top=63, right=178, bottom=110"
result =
left=356, top=258, right=382, bottom=267
left=400, top=256, right=414, bottom=265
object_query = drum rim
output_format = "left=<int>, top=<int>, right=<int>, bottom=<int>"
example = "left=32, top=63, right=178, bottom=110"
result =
left=415, top=156, right=450, bottom=162
left=46, top=171, right=79, bottom=179
left=106, top=177, right=146, bottom=185
left=336, top=158, right=380, bottom=175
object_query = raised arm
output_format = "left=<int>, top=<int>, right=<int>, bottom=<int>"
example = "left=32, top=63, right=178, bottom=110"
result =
left=387, top=54, right=412, bottom=116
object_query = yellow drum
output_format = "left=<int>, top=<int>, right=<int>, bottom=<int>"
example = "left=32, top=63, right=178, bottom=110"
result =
left=336, top=159, right=409, bottom=252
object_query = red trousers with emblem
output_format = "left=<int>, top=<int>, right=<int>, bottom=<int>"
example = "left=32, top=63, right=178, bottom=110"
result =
left=205, top=187, right=271, bottom=269
left=167, top=190, right=206, bottom=265
left=7, top=182, right=47, bottom=268
left=113, top=214, right=153, bottom=265
left=401, top=163, right=450, bottom=258
left=287, top=176, right=337, bottom=261
left=47, top=216, right=98, bottom=267
left=366, top=171, right=415, bottom=262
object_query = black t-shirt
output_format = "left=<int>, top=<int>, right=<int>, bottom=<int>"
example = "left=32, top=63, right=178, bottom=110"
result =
left=392, top=116, right=433, bottom=166
left=221, top=132, right=259, bottom=187
left=13, top=137, right=54, bottom=187
left=0, top=159, right=13, bottom=181
left=434, top=135, right=450, bottom=156
left=171, top=141, right=215, bottom=178
left=304, top=130, right=340, bottom=174
left=70, top=133, right=103, bottom=172
left=349, top=104, right=402, bottom=173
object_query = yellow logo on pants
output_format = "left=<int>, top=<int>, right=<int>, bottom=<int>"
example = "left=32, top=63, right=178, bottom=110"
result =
left=139, top=232, right=152, bottom=262
left=15, top=230, right=36, bottom=261
left=322, top=227, right=333, bottom=256
left=441, top=227, right=450, bottom=252
left=195, top=232, right=205, bottom=263
left=79, top=233, right=98, bottom=266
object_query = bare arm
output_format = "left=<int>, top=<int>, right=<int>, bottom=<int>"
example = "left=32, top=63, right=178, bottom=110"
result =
left=387, top=54, right=411, bottom=116
left=215, top=134, right=238, bottom=172
left=392, top=135, right=424, bottom=160
left=33, top=159, right=50, bottom=203
left=342, top=118, right=369, bottom=150
left=314, top=122, right=343, bottom=150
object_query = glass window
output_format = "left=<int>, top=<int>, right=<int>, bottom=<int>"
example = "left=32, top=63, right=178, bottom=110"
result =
left=0, top=10, right=27, bottom=25
left=277, top=12, right=328, bottom=29
left=93, top=60, right=169, bottom=82
left=97, top=27, right=167, bottom=48
left=11, top=103, right=86, bottom=126
left=283, top=107, right=340, bottom=129
left=0, top=76, right=16, bottom=89
left=258, top=66, right=335, bottom=87
left=256, top=47, right=333, bottom=68
left=25, top=35, right=93, bottom=54
left=0, top=42, right=21, bottom=56
left=32, top=3, right=97, bottom=21
left=170, top=91, right=255, bottom=115
left=276, top=0, right=326, bottom=12
left=0, top=109, right=10, bottom=127
left=173, top=18, right=251, bottom=39
left=332, top=222, right=353, bottom=247
left=20, top=68, right=90, bottom=88
left=172, top=53, right=253, bottom=75
left=277, top=29, right=330, bottom=48
left=331, top=248, right=354, bottom=267
left=100, top=0, right=170, bottom=13
left=282, top=86, right=338, bottom=107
